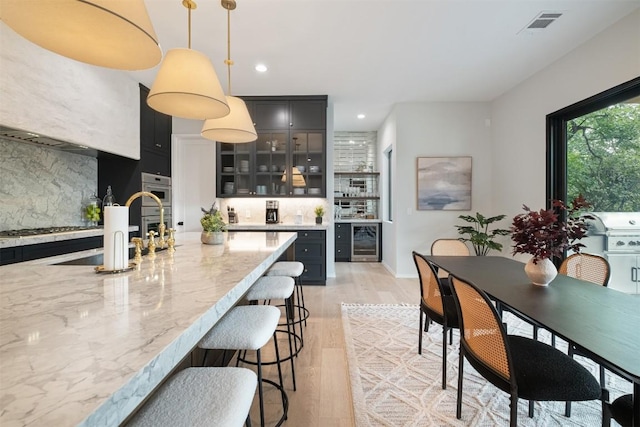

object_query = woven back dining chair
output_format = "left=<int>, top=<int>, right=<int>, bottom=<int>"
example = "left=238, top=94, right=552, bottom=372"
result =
left=449, top=274, right=603, bottom=426
left=412, top=251, right=459, bottom=389
left=430, top=239, right=470, bottom=283
left=560, top=252, right=611, bottom=417
left=559, top=252, right=611, bottom=287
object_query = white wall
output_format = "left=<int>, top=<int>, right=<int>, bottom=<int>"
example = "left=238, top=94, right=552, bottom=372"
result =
left=378, top=110, right=397, bottom=274
left=0, top=23, right=139, bottom=159
left=491, top=10, right=640, bottom=242
left=381, top=102, right=494, bottom=277
left=380, top=10, right=639, bottom=277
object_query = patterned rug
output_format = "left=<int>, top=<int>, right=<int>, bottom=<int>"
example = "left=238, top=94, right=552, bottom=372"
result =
left=341, top=303, right=631, bottom=427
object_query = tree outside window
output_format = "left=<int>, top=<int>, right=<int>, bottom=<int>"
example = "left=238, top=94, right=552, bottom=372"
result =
left=567, top=102, right=640, bottom=212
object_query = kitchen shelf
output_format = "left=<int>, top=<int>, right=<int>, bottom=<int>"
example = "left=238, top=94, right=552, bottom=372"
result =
left=335, top=172, right=380, bottom=175
left=335, top=196, right=380, bottom=200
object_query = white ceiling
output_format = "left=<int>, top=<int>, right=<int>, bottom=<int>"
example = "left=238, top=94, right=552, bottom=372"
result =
left=131, top=0, right=640, bottom=131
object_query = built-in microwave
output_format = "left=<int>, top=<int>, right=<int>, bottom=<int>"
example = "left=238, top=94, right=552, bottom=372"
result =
left=141, top=173, right=171, bottom=207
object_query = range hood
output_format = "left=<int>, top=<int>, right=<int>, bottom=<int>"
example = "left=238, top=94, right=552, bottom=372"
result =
left=0, top=125, right=98, bottom=157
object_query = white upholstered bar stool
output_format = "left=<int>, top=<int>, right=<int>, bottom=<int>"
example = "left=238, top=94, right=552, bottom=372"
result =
left=126, top=367, right=256, bottom=427
left=198, top=305, right=288, bottom=427
left=244, top=275, right=300, bottom=391
left=265, top=261, right=309, bottom=340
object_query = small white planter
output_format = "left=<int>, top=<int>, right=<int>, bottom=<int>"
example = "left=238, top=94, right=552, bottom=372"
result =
left=524, top=257, right=558, bottom=286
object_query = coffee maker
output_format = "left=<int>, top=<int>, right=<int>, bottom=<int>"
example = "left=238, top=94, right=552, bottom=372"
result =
left=265, top=200, right=279, bottom=224
left=227, top=206, right=238, bottom=224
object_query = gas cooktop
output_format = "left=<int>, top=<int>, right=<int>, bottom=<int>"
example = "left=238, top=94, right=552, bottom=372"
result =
left=0, top=226, right=101, bottom=238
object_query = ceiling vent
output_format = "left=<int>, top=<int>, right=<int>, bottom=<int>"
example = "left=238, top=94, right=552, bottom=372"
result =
left=519, top=12, right=563, bottom=35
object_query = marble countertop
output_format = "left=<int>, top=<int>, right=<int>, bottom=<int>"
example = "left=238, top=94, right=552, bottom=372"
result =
left=0, top=231, right=297, bottom=427
left=0, top=226, right=139, bottom=249
left=227, top=223, right=329, bottom=230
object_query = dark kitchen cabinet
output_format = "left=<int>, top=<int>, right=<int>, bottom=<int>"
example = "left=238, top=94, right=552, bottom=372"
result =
left=218, top=95, right=327, bottom=198
left=334, top=223, right=351, bottom=262
left=231, top=228, right=326, bottom=285
left=294, top=230, right=326, bottom=285
left=139, top=84, right=172, bottom=176
left=0, top=237, right=103, bottom=266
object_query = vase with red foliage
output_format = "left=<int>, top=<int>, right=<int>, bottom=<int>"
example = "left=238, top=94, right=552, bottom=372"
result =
left=511, top=195, right=592, bottom=286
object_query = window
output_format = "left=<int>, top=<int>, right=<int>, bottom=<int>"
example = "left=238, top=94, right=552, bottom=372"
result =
left=385, top=147, right=393, bottom=222
left=547, top=77, right=640, bottom=208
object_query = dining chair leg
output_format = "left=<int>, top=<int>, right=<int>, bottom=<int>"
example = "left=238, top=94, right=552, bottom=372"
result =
left=456, top=348, right=464, bottom=419
left=528, top=399, right=534, bottom=417
left=511, top=394, right=519, bottom=427
left=441, top=325, right=447, bottom=389
left=418, top=310, right=423, bottom=354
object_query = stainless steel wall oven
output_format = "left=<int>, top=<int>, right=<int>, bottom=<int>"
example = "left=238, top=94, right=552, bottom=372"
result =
left=140, top=173, right=172, bottom=237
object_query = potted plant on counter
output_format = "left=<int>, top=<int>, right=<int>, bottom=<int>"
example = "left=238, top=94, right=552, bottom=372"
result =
left=200, top=202, right=227, bottom=245
left=455, top=212, right=510, bottom=256
left=314, top=205, right=325, bottom=225
left=510, top=195, right=592, bottom=286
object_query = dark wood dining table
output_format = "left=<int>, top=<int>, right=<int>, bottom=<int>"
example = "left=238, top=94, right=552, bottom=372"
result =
left=424, top=255, right=640, bottom=426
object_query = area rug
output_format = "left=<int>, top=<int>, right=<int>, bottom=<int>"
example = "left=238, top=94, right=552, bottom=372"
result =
left=341, top=303, right=631, bottom=427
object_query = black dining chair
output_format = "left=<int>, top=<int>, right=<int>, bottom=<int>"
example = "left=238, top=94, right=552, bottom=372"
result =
left=603, top=392, right=633, bottom=427
left=412, top=251, right=459, bottom=389
left=449, top=273, right=604, bottom=426
left=558, top=253, right=611, bottom=417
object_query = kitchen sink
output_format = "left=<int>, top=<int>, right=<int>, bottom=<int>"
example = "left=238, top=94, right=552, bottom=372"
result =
left=54, top=246, right=172, bottom=266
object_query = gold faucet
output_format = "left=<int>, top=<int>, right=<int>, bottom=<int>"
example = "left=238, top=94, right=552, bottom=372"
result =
left=125, top=191, right=166, bottom=249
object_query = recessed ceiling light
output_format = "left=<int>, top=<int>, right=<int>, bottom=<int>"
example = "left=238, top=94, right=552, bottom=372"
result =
left=255, top=64, right=267, bottom=72
left=357, top=114, right=365, bottom=119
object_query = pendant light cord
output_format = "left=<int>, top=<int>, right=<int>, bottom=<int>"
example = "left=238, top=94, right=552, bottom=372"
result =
left=188, top=7, right=192, bottom=49
left=224, top=7, right=233, bottom=95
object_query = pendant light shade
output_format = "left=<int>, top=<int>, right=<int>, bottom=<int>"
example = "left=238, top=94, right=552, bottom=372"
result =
left=201, top=96, right=257, bottom=143
left=282, top=167, right=307, bottom=187
left=199, top=0, right=256, bottom=143
left=147, top=48, right=230, bottom=120
left=1, top=0, right=161, bottom=70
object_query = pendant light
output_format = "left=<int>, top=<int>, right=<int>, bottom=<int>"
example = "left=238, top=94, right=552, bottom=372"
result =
left=201, top=0, right=257, bottom=143
left=147, top=0, right=229, bottom=120
left=0, top=0, right=161, bottom=70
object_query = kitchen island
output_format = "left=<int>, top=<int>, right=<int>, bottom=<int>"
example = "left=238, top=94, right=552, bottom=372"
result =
left=0, top=231, right=297, bottom=426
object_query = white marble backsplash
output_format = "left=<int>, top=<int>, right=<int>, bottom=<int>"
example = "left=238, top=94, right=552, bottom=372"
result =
left=218, top=197, right=331, bottom=225
left=0, top=139, right=97, bottom=230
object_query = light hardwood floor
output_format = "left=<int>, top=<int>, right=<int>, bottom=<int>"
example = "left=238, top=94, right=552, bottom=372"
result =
left=250, top=262, right=418, bottom=426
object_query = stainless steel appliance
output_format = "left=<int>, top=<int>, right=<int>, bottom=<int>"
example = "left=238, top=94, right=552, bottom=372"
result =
left=351, top=222, right=379, bottom=262
left=141, top=206, right=172, bottom=237
left=581, top=212, right=640, bottom=294
left=141, top=173, right=172, bottom=206
left=266, top=200, right=279, bottom=224
left=0, top=226, right=98, bottom=237
left=228, top=207, right=238, bottom=224
left=140, top=173, right=172, bottom=236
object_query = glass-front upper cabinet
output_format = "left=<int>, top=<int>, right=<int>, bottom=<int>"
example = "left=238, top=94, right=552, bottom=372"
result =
left=290, top=131, right=325, bottom=196
left=255, top=132, right=288, bottom=196
left=217, top=96, right=327, bottom=198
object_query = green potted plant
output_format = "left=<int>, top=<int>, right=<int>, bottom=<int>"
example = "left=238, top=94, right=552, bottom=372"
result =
left=200, top=202, right=227, bottom=245
left=511, top=195, right=592, bottom=286
left=314, top=205, right=325, bottom=225
left=455, top=212, right=510, bottom=256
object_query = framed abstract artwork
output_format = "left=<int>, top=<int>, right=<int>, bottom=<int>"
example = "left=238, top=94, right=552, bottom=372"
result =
left=416, top=156, right=472, bottom=210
